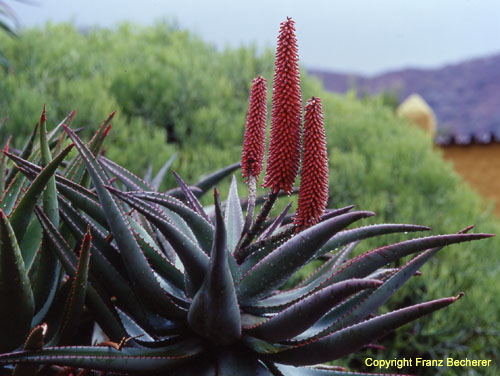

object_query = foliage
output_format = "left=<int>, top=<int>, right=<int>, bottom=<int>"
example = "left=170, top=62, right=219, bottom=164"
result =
left=0, top=22, right=273, bottom=168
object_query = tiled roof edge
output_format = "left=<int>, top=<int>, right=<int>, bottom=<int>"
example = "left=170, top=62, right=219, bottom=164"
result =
left=435, top=132, right=500, bottom=146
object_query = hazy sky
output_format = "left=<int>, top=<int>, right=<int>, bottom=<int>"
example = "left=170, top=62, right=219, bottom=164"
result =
left=9, top=0, right=500, bottom=75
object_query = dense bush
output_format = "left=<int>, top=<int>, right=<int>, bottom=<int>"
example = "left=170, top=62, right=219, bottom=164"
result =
left=0, top=22, right=273, bottom=177
left=0, top=22, right=499, bottom=375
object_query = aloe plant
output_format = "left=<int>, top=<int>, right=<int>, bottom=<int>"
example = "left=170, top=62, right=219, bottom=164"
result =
left=0, top=17, right=494, bottom=376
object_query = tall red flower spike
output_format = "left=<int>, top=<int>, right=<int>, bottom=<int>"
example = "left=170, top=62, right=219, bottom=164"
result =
left=241, top=75, right=268, bottom=182
left=263, top=17, right=302, bottom=195
left=294, top=97, right=329, bottom=231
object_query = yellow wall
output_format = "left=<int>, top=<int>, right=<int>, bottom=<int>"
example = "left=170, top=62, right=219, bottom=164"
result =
left=441, top=144, right=500, bottom=213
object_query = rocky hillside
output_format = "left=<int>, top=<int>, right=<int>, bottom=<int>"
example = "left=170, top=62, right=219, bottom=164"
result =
left=309, top=53, right=500, bottom=139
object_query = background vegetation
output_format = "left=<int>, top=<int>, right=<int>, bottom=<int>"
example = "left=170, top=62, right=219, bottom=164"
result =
left=0, top=22, right=498, bottom=375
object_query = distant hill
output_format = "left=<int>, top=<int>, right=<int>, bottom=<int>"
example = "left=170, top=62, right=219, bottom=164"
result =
left=309, top=54, right=500, bottom=142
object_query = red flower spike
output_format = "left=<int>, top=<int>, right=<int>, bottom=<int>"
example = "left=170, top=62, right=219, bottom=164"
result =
left=263, top=17, right=302, bottom=195
left=241, top=75, right=268, bottom=182
left=294, top=97, right=329, bottom=231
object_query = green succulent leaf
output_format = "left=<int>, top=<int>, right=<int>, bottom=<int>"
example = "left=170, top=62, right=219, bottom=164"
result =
left=316, top=223, right=431, bottom=258
left=248, top=279, right=383, bottom=342
left=297, top=241, right=360, bottom=289
left=267, top=233, right=489, bottom=318
left=5, top=110, right=74, bottom=193
left=58, top=196, right=124, bottom=271
left=133, top=232, right=189, bottom=308
left=12, top=323, right=48, bottom=376
left=12, top=155, right=109, bottom=228
left=320, top=205, right=356, bottom=220
left=0, top=209, right=34, bottom=353
left=53, top=228, right=92, bottom=345
left=241, top=243, right=360, bottom=315
left=65, top=111, right=115, bottom=186
left=258, top=202, right=292, bottom=241
left=28, top=110, right=76, bottom=169
left=227, top=247, right=243, bottom=284
left=21, top=323, right=48, bottom=351
left=1, top=168, right=29, bottom=216
left=0, top=340, right=205, bottom=373
left=152, top=152, right=178, bottom=190
left=141, top=203, right=198, bottom=246
left=116, top=308, right=155, bottom=342
left=237, top=211, right=375, bottom=303
left=275, top=364, right=412, bottom=376
left=292, top=286, right=386, bottom=342
left=225, top=175, right=244, bottom=253
left=46, top=110, right=76, bottom=145
left=164, top=185, right=204, bottom=200
left=60, top=204, right=183, bottom=333
left=188, top=189, right=242, bottom=344
left=239, top=231, right=295, bottom=276
left=106, top=185, right=209, bottom=292
left=99, top=154, right=154, bottom=191
left=304, top=225, right=481, bottom=342
left=6, top=143, right=74, bottom=242
left=133, top=230, right=185, bottom=291
left=194, top=162, right=241, bottom=197
left=129, top=190, right=214, bottom=254
left=19, top=218, right=43, bottom=272
left=34, top=206, right=126, bottom=341
left=32, top=108, right=62, bottom=323
left=0, top=138, right=10, bottom=193
left=63, top=125, right=187, bottom=320
left=259, top=296, right=462, bottom=366
left=4, top=123, right=38, bottom=187
left=330, top=233, right=494, bottom=284
left=173, top=170, right=210, bottom=221
left=326, top=244, right=454, bottom=335
left=55, top=176, right=108, bottom=227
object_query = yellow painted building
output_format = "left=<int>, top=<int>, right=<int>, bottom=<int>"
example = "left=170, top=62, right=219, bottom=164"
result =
left=439, top=144, right=500, bottom=208
left=397, top=94, right=500, bottom=214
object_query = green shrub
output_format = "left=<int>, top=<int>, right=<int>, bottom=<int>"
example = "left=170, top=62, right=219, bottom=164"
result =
left=0, top=22, right=272, bottom=172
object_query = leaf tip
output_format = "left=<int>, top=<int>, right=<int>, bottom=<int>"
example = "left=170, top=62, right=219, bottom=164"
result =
left=40, top=104, right=46, bottom=123
left=85, top=224, right=92, bottom=239
left=458, top=225, right=475, bottom=234
left=455, top=292, right=465, bottom=301
left=103, top=124, right=112, bottom=138
left=3, top=135, right=11, bottom=152
left=214, top=187, right=221, bottom=205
